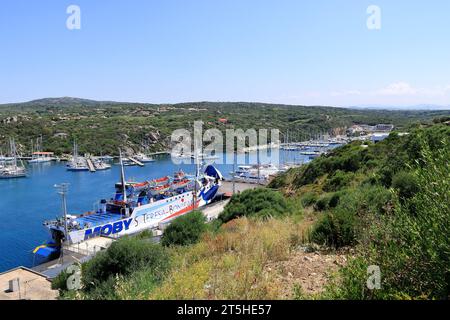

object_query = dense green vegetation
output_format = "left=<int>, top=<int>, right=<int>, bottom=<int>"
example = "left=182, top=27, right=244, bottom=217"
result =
left=49, top=111, right=448, bottom=300
left=1, top=97, right=448, bottom=156
left=271, top=120, right=450, bottom=299
left=161, top=211, right=207, bottom=247
left=218, top=188, right=295, bottom=224
left=54, top=237, right=170, bottom=299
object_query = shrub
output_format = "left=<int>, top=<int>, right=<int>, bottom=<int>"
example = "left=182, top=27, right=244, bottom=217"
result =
left=51, top=269, right=71, bottom=292
left=311, top=209, right=357, bottom=248
left=82, top=237, right=169, bottom=292
left=219, top=188, right=291, bottom=223
left=313, top=192, right=341, bottom=211
left=328, top=192, right=340, bottom=208
left=300, top=192, right=318, bottom=207
left=324, top=144, right=450, bottom=299
left=314, top=194, right=331, bottom=211
left=392, top=171, right=420, bottom=201
left=161, top=211, right=207, bottom=247
left=323, top=170, right=353, bottom=192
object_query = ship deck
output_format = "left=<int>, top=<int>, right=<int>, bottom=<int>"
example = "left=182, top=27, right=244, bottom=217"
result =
left=75, top=212, right=122, bottom=228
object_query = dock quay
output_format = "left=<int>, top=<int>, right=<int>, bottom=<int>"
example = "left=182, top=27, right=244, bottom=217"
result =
left=86, top=158, right=96, bottom=172
left=127, top=157, right=145, bottom=167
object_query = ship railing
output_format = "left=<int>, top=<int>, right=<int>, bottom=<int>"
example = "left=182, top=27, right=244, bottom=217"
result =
left=64, top=242, right=106, bottom=257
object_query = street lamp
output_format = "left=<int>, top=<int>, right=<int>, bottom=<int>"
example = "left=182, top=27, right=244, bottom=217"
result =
left=54, top=183, right=69, bottom=263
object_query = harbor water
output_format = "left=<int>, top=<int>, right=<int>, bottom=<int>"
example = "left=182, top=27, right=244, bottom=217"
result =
left=0, top=149, right=328, bottom=272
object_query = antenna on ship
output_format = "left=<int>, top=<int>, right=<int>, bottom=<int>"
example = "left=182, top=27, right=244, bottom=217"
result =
left=118, top=149, right=129, bottom=216
left=193, top=141, right=198, bottom=212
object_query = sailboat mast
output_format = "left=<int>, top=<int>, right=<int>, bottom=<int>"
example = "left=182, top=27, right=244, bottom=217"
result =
left=72, top=140, right=77, bottom=163
left=11, top=138, right=17, bottom=169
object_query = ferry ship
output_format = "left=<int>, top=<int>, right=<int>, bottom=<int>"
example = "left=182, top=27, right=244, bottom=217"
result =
left=34, top=159, right=223, bottom=260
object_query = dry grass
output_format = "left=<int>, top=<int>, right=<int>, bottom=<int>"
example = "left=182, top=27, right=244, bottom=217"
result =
left=149, top=217, right=319, bottom=300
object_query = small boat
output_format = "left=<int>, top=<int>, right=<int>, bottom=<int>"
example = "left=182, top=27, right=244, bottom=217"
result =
left=170, top=178, right=191, bottom=191
left=231, top=163, right=280, bottom=184
left=67, top=162, right=89, bottom=171
left=150, top=183, right=171, bottom=196
left=0, top=139, right=27, bottom=179
left=150, top=176, right=170, bottom=186
left=114, top=181, right=150, bottom=193
left=98, top=155, right=114, bottom=162
left=134, top=153, right=155, bottom=163
left=0, top=166, right=27, bottom=179
left=28, top=152, right=55, bottom=163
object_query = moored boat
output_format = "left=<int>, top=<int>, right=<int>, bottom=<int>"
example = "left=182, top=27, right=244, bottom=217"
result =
left=67, top=141, right=89, bottom=171
left=0, top=138, right=27, bottom=179
left=150, top=176, right=170, bottom=186
left=150, top=183, right=171, bottom=195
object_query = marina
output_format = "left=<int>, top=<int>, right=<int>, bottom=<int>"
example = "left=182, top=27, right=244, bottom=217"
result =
left=0, top=146, right=334, bottom=272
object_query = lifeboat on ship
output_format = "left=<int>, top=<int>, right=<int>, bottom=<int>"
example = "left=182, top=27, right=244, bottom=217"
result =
left=170, top=178, right=191, bottom=191
left=150, top=183, right=171, bottom=196
left=150, top=176, right=170, bottom=186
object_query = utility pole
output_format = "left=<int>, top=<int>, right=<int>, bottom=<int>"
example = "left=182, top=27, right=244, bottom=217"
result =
left=55, top=183, right=69, bottom=264
left=232, top=151, right=236, bottom=195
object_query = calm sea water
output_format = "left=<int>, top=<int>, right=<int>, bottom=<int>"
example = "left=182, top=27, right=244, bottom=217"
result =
left=0, top=150, right=312, bottom=272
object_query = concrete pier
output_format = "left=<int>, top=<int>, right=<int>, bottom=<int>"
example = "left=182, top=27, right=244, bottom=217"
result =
left=127, top=157, right=145, bottom=167
left=86, top=158, right=96, bottom=172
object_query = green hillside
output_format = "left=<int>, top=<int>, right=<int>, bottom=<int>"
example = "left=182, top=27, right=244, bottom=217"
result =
left=1, top=98, right=448, bottom=156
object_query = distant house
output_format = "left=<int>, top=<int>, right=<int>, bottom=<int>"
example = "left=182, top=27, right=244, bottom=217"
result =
left=218, top=118, right=228, bottom=124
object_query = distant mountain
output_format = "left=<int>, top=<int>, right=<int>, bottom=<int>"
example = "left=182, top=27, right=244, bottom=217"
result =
left=2, top=97, right=450, bottom=112
left=348, top=104, right=450, bottom=111
left=0, top=97, right=124, bottom=108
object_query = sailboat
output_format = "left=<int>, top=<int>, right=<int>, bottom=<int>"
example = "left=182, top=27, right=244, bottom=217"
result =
left=28, top=136, right=55, bottom=163
left=0, top=138, right=27, bottom=179
left=67, top=141, right=89, bottom=171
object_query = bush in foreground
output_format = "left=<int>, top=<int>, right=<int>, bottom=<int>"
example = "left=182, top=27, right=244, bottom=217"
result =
left=324, top=144, right=450, bottom=299
left=161, top=211, right=207, bottom=247
left=218, top=188, right=293, bottom=224
left=311, top=209, right=357, bottom=248
left=82, top=237, right=169, bottom=292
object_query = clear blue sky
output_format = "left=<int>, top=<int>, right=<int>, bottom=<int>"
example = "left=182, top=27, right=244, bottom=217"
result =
left=1, top=0, right=449, bottom=106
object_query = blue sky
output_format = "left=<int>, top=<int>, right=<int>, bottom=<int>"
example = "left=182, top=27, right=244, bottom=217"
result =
left=1, top=0, right=449, bottom=106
